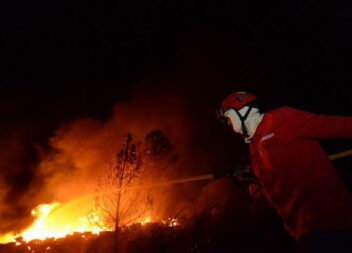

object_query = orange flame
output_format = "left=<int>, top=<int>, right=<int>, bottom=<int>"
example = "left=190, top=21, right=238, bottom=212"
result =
left=0, top=199, right=179, bottom=244
left=0, top=202, right=105, bottom=243
left=162, top=218, right=178, bottom=227
left=22, top=202, right=104, bottom=241
left=141, top=217, right=151, bottom=225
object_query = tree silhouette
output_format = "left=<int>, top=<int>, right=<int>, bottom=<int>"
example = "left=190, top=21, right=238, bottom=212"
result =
left=94, top=130, right=177, bottom=251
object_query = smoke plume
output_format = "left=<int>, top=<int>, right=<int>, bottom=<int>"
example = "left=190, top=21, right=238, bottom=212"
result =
left=0, top=82, right=250, bottom=234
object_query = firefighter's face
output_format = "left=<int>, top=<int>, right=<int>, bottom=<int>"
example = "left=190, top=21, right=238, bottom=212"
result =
left=224, top=109, right=242, bottom=134
left=226, top=117, right=232, bottom=127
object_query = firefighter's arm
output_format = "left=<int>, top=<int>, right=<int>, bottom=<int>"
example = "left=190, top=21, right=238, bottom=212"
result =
left=290, top=108, right=352, bottom=140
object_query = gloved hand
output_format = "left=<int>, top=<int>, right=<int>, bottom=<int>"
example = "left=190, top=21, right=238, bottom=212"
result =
left=213, top=165, right=258, bottom=189
left=213, top=169, right=242, bottom=188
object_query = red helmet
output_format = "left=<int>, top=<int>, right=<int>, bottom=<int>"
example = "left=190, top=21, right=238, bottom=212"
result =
left=218, top=91, right=258, bottom=121
left=221, top=92, right=257, bottom=112
left=217, top=92, right=258, bottom=137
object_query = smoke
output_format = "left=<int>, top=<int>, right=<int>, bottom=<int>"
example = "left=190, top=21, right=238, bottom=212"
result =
left=0, top=126, right=40, bottom=232
left=0, top=82, right=250, bottom=234
left=0, top=84, right=187, bottom=233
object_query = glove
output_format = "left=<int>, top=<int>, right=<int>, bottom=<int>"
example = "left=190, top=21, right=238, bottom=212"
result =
left=213, top=165, right=258, bottom=189
left=213, top=169, right=244, bottom=189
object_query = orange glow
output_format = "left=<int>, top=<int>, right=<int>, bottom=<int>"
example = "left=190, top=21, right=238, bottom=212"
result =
left=141, top=217, right=151, bottom=225
left=162, top=218, right=178, bottom=227
left=0, top=233, right=17, bottom=244
left=0, top=198, right=178, bottom=244
left=0, top=202, right=106, bottom=244
left=21, top=202, right=104, bottom=242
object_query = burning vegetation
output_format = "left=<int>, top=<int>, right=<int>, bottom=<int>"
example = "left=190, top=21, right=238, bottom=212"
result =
left=0, top=93, right=297, bottom=253
left=0, top=130, right=183, bottom=247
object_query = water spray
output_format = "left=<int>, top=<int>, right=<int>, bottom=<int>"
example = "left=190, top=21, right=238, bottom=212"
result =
left=54, top=148, right=352, bottom=211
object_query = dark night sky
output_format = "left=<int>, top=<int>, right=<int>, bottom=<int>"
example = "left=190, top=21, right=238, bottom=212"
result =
left=2, top=1, right=352, bottom=113
left=2, top=0, right=351, bottom=143
left=0, top=0, right=352, bottom=233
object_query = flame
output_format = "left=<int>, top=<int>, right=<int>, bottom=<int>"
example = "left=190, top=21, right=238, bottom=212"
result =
left=162, top=218, right=178, bottom=227
left=141, top=217, right=151, bottom=225
left=0, top=233, right=17, bottom=244
left=0, top=199, right=179, bottom=244
left=22, top=203, right=61, bottom=241
left=21, top=202, right=104, bottom=242
left=0, top=202, right=105, bottom=243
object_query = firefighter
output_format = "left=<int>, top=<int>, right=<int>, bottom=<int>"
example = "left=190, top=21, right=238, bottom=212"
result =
left=218, top=91, right=352, bottom=253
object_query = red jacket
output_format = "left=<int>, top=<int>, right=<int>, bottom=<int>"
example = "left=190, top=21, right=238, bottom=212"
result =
left=250, top=107, right=352, bottom=240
